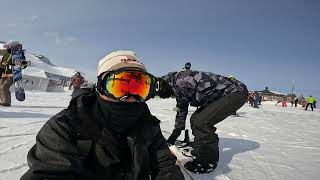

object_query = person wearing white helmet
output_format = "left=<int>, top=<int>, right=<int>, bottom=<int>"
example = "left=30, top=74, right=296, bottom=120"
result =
left=21, top=50, right=184, bottom=180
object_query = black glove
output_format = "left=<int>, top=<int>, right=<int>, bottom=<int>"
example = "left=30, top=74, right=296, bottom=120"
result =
left=167, top=129, right=182, bottom=145
left=158, top=78, right=174, bottom=98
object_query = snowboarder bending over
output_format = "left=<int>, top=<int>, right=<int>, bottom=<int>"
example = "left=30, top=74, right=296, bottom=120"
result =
left=158, top=69, right=248, bottom=174
left=21, top=50, right=184, bottom=180
left=69, top=72, right=85, bottom=92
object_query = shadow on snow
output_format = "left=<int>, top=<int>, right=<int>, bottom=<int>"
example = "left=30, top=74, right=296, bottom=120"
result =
left=215, top=138, right=260, bottom=177
left=0, top=110, right=52, bottom=118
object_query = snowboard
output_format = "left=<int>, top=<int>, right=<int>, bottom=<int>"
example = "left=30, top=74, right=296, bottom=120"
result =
left=10, top=44, right=29, bottom=101
left=11, top=44, right=26, bottom=82
left=169, top=145, right=196, bottom=180
left=164, top=130, right=217, bottom=179
left=163, top=129, right=196, bottom=179
left=14, top=82, right=25, bottom=101
left=170, top=145, right=217, bottom=180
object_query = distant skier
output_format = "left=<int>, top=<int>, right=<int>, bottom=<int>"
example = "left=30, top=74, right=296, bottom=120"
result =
left=21, top=50, right=184, bottom=180
left=69, top=72, right=85, bottom=92
left=314, top=100, right=317, bottom=108
left=248, top=94, right=255, bottom=106
left=275, top=97, right=285, bottom=106
left=158, top=70, right=248, bottom=173
left=252, top=91, right=261, bottom=108
left=282, top=98, right=287, bottom=107
left=293, top=96, right=299, bottom=107
left=305, top=95, right=315, bottom=111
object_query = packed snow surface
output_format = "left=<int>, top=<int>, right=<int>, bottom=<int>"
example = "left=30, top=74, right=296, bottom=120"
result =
left=0, top=92, right=319, bottom=180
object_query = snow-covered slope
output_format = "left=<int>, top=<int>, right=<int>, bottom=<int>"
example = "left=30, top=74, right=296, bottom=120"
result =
left=23, top=53, right=77, bottom=77
left=1, top=92, right=319, bottom=180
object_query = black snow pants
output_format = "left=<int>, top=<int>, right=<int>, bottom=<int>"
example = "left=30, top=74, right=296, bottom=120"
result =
left=0, top=68, right=3, bottom=79
left=305, top=103, right=314, bottom=111
left=190, top=91, right=248, bottom=165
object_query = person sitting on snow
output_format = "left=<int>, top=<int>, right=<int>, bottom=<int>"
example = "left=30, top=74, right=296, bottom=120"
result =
left=158, top=69, right=248, bottom=174
left=21, top=50, right=184, bottom=180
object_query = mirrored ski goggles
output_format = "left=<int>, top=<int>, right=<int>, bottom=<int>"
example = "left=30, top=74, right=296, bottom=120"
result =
left=99, top=69, right=158, bottom=101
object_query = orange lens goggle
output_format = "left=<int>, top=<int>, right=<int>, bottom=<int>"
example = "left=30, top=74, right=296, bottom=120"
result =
left=102, top=70, right=155, bottom=101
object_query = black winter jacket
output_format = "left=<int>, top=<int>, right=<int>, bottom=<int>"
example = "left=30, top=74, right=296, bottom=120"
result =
left=21, top=89, right=184, bottom=180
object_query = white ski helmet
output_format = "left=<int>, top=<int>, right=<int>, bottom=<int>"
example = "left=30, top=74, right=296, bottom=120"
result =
left=3, top=40, right=20, bottom=49
left=97, top=50, right=146, bottom=77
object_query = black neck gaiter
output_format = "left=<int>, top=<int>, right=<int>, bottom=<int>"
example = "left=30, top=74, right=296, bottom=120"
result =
left=97, top=97, right=147, bottom=134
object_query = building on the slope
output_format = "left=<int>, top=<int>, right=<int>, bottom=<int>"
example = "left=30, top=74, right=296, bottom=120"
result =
left=255, top=87, right=286, bottom=101
left=251, top=87, right=298, bottom=103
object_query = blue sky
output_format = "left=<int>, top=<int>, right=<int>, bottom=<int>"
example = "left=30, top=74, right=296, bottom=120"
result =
left=1, top=0, right=320, bottom=98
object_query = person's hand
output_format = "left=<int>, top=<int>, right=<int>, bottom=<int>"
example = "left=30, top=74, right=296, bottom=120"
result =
left=167, top=128, right=182, bottom=145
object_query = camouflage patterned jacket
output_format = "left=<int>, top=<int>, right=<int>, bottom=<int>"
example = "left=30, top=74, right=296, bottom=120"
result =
left=0, top=52, right=13, bottom=77
left=163, top=70, right=248, bottom=130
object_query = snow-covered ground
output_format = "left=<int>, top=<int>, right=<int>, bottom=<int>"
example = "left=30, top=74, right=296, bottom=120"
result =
left=1, top=92, right=320, bottom=180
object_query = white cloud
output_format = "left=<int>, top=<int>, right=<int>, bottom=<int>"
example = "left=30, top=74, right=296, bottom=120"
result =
left=44, top=32, right=59, bottom=37
left=5, top=15, right=39, bottom=28
left=44, top=32, right=77, bottom=45
left=6, top=23, right=18, bottom=28
left=31, top=15, right=39, bottom=21
left=17, top=15, right=39, bottom=22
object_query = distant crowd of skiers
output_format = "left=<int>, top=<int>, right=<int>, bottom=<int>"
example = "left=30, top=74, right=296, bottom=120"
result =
left=248, top=90, right=317, bottom=111
left=248, top=91, right=263, bottom=108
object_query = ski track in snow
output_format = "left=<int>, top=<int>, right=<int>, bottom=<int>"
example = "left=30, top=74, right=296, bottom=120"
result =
left=0, top=133, right=36, bottom=139
left=1, top=93, right=320, bottom=180
left=0, top=162, right=27, bottom=174
left=0, top=139, right=34, bottom=155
